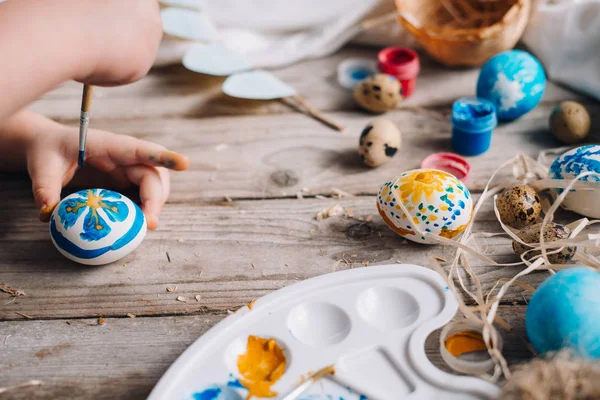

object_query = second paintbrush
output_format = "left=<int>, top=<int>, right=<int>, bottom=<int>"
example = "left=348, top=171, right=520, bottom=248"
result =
left=78, top=84, right=94, bottom=168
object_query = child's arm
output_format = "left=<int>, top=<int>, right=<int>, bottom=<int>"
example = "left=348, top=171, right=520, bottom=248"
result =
left=0, top=109, right=189, bottom=230
left=0, top=0, right=162, bottom=122
left=0, top=0, right=187, bottom=230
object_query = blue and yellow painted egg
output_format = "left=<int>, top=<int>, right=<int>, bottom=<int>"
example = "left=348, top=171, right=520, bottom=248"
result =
left=377, top=169, right=473, bottom=244
left=476, top=50, right=546, bottom=121
left=50, top=189, right=147, bottom=265
left=549, top=144, right=600, bottom=218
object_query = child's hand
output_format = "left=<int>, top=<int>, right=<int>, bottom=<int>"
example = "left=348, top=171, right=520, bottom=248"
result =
left=72, top=0, right=163, bottom=86
left=23, top=115, right=189, bottom=230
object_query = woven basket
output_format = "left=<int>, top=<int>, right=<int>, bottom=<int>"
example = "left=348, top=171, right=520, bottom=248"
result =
left=395, top=0, right=531, bottom=66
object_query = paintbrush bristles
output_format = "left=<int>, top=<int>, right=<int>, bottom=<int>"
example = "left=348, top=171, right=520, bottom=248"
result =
left=81, top=85, right=93, bottom=112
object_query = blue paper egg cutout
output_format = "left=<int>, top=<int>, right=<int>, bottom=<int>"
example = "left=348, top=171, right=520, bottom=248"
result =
left=526, top=268, right=600, bottom=358
left=50, top=189, right=147, bottom=265
left=476, top=50, right=546, bottom=121
left=549, top=144, right=600, bottom=218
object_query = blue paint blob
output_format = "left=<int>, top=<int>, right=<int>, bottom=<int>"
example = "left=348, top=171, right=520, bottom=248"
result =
left=226, top=375, right=244, bottom=389
left=526, top=268, right=600, bottom=358
left=350, top=67, right=370, bottom=81
left=192, top=388, right=221, bottom=400
left=191, top=385, right=243, bottom=400
left=476, top=50, right=546, bottom=121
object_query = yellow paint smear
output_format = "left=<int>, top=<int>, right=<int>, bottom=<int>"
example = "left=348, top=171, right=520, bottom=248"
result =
left=237, top=336, right=286, bottom=399
left=445, top=330, right=488, bottom=357
left=248, top=299, right=257, bottom=310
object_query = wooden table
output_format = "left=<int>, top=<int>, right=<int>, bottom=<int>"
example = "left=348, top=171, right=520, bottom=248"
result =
left=1, top=46, right=597, bottom=399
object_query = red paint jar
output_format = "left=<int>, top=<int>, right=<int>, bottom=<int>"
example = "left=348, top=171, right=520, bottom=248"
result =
left=377, top=47, right=420, bottom=97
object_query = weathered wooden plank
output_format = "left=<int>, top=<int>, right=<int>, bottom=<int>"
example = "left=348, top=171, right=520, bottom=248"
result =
left=33, top=101, right=597, bottom=202
left=0, top=188, right=566, bottom=320
left=0, top=307, right=530, bottom=400
left=29, top=47, right=582, bottom=121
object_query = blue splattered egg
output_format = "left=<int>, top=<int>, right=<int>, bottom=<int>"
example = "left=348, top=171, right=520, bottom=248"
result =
left=476, top=50, right=546, bottom=121
left=50, top=189, right=147, bottom=265
left=549, top=145, right=600, bottom=218
left=377, top=169, right=473, bottom=244
left=526, top=268, right=600, bottom=358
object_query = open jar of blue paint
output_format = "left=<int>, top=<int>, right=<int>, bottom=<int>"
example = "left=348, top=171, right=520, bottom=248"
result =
left=451, top=97, right=498, bottom=156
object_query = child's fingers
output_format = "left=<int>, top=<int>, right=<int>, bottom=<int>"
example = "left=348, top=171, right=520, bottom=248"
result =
left=27, top=152, right=68, bottom=222
left=89, top=131, right=190, bottom=171
left=123, top=164, right=169, bottom=230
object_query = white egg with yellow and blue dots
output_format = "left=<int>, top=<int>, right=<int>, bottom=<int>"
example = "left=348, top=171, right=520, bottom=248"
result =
left=50, top=189, right=147, bottom=265
left=377, top=169, right=473, bottom=244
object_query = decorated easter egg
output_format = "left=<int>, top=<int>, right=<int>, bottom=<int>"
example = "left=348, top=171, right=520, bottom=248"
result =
left=476, top=50, right=546, bottom=121
left=50, top=189, right=147, bottom=265
left=549, top=145, right=600, bottom=218
left=358, top=120, right=401, bottom=167
left=353, top=74, right=402, bottom=114
left=550, top=101, right=591, bottom=144
left=513, top=222, right=576, bottom=265
left=377, top=169, right=473, bottom=244
left=496, top=185, right=541, bottom=229
left=526, top=268, right=600, bottom=358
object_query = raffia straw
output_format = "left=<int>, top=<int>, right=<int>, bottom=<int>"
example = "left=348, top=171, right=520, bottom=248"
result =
left=415, top=149, right=600, bottom=381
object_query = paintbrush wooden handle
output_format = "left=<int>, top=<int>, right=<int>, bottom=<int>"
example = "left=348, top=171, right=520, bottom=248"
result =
left=78, top=85, right=94, bottom=167
left=81, top=84, right=94, bottom=112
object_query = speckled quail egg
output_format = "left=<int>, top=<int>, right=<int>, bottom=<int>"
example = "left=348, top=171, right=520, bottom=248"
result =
left=513, top=222, right=575, bottom=264
left=353, top=74, right=402, bottom=114
left=358, top=120, right=401, bottom=167
left=550, top=101, right=591, bottom=144
left=496, top=184, right=541, bottom=229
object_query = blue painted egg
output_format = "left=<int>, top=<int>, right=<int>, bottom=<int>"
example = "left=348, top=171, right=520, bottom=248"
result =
left=476, top=50, right=546, bottom=121
left=50, top=189, right=147, bottom=265
left=526, top=268, right=600, bottom=358
left=549, top=145, right=600, bottom=218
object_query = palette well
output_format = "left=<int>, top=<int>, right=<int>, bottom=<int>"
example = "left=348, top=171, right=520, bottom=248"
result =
left=148, top=265, right=499, bottom=400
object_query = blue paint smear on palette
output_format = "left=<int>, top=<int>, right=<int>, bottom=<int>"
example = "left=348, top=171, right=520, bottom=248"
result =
left=50, top=203, right=144, bottom=260
left=349, top=67, right=371, bottom=81
left=192, top=387, right=221, bottom=400
left=227, top=374, right=245, bottom=389
left=190, top=385, right=243, bottom=400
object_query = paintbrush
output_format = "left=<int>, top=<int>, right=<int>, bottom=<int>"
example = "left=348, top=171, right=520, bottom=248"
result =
left=78, top=84, right=94, bottom=168
left=279, top=365, right=335, bottom=400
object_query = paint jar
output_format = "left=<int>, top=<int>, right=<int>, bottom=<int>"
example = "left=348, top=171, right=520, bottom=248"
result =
left=377, top=47, right=420, bottom=97
left=337, top=58, right=377, bottom=90
left=421, top=152, right=471, bottom=180
left=439, top=320, right=503, bottom=375
left=451, top=97, right=498, bottom=156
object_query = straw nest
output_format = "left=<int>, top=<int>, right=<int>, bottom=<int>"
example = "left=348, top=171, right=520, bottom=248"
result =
left=395, top=0, right=531, bottom=66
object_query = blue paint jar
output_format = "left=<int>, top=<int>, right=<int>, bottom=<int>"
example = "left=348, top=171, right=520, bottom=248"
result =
left=451, top=97, right=498, bottom=156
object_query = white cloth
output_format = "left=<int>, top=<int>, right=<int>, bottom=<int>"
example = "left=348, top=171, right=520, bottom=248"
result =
left=523, top=0, right=600, bottom=100
left=155, top=0, right=414, bottom=68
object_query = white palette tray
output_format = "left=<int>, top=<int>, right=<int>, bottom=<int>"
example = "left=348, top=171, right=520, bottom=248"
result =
left=148, top=265, right=500, bottom=400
